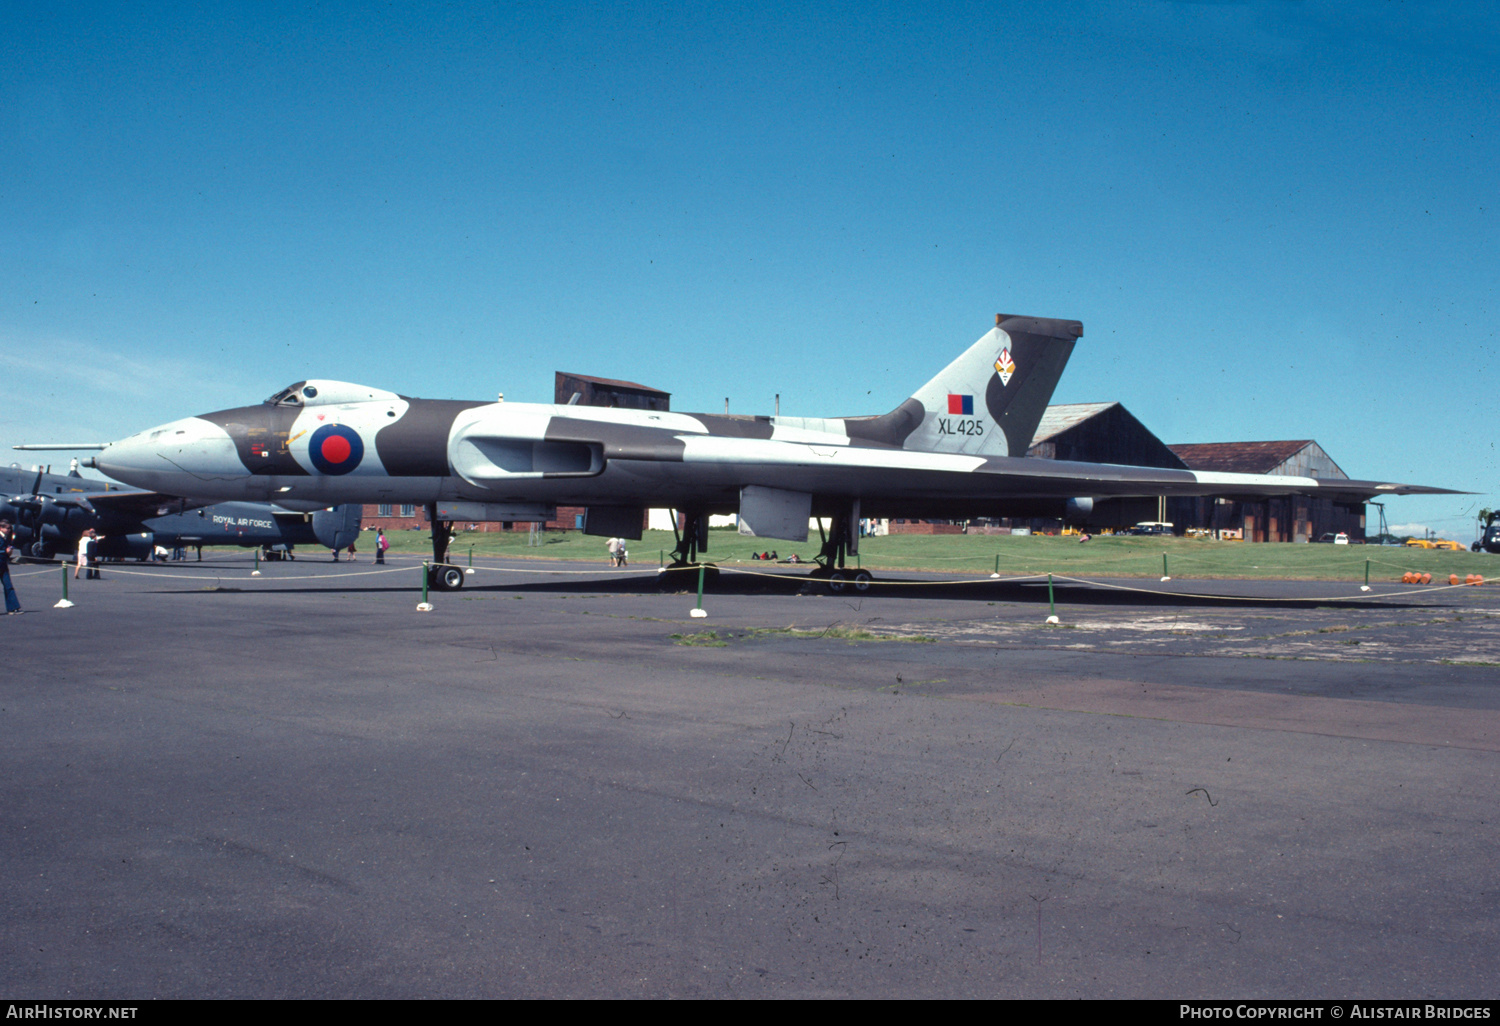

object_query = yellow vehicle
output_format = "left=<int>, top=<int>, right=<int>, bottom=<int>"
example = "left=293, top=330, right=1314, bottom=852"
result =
left=1406, top=538, right=1463, bottom=551
left=1405, top=539, right=1436, bottom=549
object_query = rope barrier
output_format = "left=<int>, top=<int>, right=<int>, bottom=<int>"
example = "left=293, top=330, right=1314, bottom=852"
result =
left=431, top=560, right=666, bottom=577
left=7, top=567, right=60, bottom=578
left=8, top=550, right=1486, bottom=609
left=1045, top=573, right=1479, bottom=604
left=31, top=562, right=416, bottom=582
left=439, top=558, right=1488, bottom=599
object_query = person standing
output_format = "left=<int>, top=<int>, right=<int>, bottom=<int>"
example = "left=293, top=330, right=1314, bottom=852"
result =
left=376, top=529, right=388, bottom=564
left=87, top=532, right=103, bottom=579
left=606, top=537, right=621, bottom=566
left=74, top=529, right=93, bottom=580
left=0, top=520, right=21, bottom=614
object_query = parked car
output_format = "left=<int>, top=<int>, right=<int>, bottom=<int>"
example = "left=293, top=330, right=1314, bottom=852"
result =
left=1123, top=521, right=1174, bottom=536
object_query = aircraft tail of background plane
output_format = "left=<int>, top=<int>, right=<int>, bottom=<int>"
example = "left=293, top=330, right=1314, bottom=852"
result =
left=892, top=314, right=1082, bottom=458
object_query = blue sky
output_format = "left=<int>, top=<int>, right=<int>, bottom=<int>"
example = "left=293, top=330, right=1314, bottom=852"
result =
left=3, top=1, right=1495, bottom=538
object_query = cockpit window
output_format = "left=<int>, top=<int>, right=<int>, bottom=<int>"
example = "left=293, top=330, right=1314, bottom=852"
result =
left=264, top=381, right=309, bottom=407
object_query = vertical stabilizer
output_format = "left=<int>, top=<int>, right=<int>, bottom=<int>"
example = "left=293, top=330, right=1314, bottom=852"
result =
left=900, top=314, right=1082, bottom=457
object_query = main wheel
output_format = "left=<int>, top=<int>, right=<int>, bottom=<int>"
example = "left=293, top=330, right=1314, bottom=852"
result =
left=826, top=570, right=848, bottom=594
left=852, top=569, right=873, bottom=592
left=430, top=565, right=466, bottom=591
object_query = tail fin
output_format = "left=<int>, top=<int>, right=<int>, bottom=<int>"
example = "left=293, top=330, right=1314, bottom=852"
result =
left=899, top=314, right=1081, bottom=457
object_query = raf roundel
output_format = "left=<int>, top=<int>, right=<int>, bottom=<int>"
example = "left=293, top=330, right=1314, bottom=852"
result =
left=308, top=424, right=365, bottom=475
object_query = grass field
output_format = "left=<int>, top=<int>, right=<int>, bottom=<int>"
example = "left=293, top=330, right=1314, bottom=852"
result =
left=376, top=527, right=1495, bottom=583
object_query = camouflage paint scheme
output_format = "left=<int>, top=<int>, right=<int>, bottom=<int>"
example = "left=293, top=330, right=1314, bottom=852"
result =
left=92, top=315, right=1455, bottom=534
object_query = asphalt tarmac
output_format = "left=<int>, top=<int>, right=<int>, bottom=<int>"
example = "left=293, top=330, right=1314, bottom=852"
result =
left=2, top=553, right=1497, bottom=998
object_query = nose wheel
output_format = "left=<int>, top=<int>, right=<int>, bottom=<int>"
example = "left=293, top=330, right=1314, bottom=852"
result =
left=425, top=503, right=465, bottom=590
left=429, top=564, right=466, bottom=591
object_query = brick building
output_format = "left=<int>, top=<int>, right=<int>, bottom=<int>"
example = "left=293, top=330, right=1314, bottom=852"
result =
left=362, top=503, right=588, bottom=533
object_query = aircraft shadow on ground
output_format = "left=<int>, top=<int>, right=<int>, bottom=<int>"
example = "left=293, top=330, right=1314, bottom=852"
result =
left=136, top=568, right=1454, bottom=611
left=85, top=554, right=1467, bottom=611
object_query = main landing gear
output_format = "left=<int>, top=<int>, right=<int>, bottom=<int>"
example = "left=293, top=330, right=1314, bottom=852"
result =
left=662, top=504, right=875, bottom=595
left=804, top=509, right=874, bottom=594
left=660, top=508, right=719, bottom=591
left=426, top=504, right=465, bottom=591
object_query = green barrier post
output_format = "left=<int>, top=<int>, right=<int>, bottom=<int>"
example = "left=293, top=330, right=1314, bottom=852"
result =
left=55, top=564, right=74, bottom=609
left=690, top=563, right=708, bottom=617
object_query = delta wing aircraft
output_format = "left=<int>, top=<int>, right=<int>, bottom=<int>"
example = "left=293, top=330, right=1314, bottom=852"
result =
left=51, top=313, right=1454, bottom=591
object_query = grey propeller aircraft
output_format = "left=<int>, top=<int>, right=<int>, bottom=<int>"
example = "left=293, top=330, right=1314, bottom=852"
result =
left=35, top=313, right=1456, bottom=592
left=1, top=463, right=362, bottom=562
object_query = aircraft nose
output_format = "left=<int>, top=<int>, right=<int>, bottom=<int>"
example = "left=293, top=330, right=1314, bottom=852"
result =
left=97, top=417, right=243, bottom=494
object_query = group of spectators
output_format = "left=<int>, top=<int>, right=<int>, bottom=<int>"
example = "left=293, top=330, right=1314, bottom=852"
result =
left=606, top=537, right=629, bottom=566
left=0, top=523, right=105, bottom=617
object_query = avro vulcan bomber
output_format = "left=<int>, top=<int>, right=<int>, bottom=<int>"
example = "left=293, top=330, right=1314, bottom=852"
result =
left=59, top=314, right=1454, bottom=591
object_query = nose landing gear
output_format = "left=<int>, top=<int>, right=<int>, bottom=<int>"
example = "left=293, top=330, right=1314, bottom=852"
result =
left=426, top=505, right=465, bottom=591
